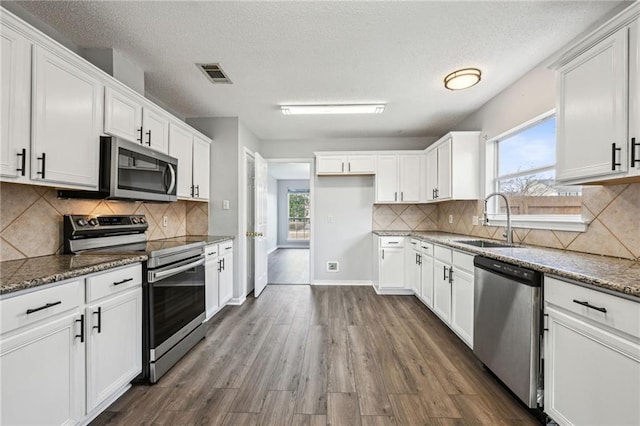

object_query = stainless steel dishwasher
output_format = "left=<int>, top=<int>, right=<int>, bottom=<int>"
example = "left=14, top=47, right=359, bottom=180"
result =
left=473, top=256, right=543, bottom=408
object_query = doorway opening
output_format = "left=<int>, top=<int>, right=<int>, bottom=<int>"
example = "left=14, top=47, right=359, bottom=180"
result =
left=266, top=161, right=312, bottom=285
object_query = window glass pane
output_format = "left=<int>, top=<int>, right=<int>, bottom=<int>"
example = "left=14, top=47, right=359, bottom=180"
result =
left=287, top=190, right=310, bottom=240
left=498, top=116, right=556, bottom=177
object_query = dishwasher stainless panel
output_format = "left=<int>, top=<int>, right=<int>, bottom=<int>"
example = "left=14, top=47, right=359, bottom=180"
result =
left=473, top=256, right=542, bottom=408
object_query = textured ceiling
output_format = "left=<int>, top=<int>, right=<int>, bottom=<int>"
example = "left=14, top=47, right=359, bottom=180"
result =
left=10, top=1, right=626, bottom=140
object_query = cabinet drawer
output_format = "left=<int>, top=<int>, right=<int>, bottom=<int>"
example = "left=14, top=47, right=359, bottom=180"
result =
left=86, top=264, right=142, bottom=303
left=420, top=241, right=434, bottom=255
left=408, top=239, right=420, bottom=249
left=1, top=279, right=83, bottom=335
left=434, top=244, right=452, bottom=263
left=452, top=251, right=474, bottom=273
left=220, top=241, right=234, bottom=256
left=205, top=243, right=219, bottom=258
left=545, top=276, right=640, bottom=339
left=379, top=236, right=405, bottom=248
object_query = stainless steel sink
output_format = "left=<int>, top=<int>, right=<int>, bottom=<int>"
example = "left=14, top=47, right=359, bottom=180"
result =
left=454, top=239, right=520, bottom=248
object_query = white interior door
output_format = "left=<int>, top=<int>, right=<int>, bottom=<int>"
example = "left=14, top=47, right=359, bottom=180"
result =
left=254, top=152, right=268, bottom=297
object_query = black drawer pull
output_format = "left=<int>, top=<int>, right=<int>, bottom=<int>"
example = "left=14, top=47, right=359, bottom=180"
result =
left=631, top=137, right=639, bottom=167
left=16, top=148, right=26, bottom=176
left=225, top=246, right=232, bottom=250
left=113, top=277, right=133, bottom=286
left=146, top=129, right=152, bottom=146
left=137, top=126, right=143, bottom=143
left=611, top=143, right=621, bottom=171
left=93, top=307, right=102, bottom=333
left=76, top=314, right=85, bottom=343
left=448, top=267, right=454, bottom=284
left=26, top=301, right=61, bottom=314
left=573, top=299, right=607, bottom=313
left=37, top=153, right=46, bottom=179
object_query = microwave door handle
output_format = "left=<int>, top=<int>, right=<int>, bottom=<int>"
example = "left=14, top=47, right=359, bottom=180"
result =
left=166, top=163, right=176, bottom=194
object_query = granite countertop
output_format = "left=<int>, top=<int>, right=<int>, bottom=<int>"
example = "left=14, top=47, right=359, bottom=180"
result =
left=374, top=231, right=640, bottom=299
left=177, top=235, right=235, bottom=245
left=0, top=254, right=148, bottom=297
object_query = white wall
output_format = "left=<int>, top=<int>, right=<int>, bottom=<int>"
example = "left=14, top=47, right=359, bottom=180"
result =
left=314, top=176, right=374, bottom=284
left=266, top=175, right=278, bottom=253
left=260, top=136, right=435, bottom=159
left=277, top=180, right=310, bottom=248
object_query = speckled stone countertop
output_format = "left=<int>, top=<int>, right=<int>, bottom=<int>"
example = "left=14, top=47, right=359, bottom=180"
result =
left=0, top=254, right=148, bottom=297
left=374, top=231, right=640, bottom=299
left=183, top=235, right=235, bottom=245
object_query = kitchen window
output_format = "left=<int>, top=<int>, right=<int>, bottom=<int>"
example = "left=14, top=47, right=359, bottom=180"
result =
left=486, top=111, right=587, bottom=232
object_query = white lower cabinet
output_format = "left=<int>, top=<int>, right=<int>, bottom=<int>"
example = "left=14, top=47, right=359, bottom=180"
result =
left=0, top=264, right=143, bottom=425
left=205, top=243, right=221, bottom=320
left=374, top=236, right=408, bottom=294
left=419, top=242, right=434, bottom=308
left=544, top=276, right=640, bottom=426
left=218, top=241, right=234, bottom=306
left=450, top=252, right=474, bottom=348
left=407, top=239, right=422, bottom=295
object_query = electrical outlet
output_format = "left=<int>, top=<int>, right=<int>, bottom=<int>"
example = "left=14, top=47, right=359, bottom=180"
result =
left=448, top=214, right=453, bottom=224
left=162, top=216, right=168, bottom=227
left=222, top=200, right=230, bottom=210
left=327, top=261, right=339, bottom=272
left=472, top=216, right=479, bottom=226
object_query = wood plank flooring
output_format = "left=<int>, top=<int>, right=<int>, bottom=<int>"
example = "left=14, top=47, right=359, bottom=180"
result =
left=92, top=286, right=541, bottom=425
left=268, top=249, right=310, bottom=284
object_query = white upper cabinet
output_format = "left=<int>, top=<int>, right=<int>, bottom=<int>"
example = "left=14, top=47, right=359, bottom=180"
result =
left=316, top=153, right=375, bottom=175
left=32, top=45, right=103, bottom=188
left=425, top=132, right=480, bottom=202
left=192, top=135, right=210, bottom=200
left=142, top=107, right=170, bottom=154
left=168, top=122, right=211, bottom=201
left=103, top=87, right=143, bottom=144
left=0, top=22, right=31, bottom=180
left=375, top=154, right=421, bottom=203
left=553, top=4, right=640, bottom=184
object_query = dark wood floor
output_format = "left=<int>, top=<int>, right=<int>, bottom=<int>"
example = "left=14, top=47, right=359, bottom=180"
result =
left=92, top=286, right=540, bottom=425
left=268, top=249, right=310, bottom=284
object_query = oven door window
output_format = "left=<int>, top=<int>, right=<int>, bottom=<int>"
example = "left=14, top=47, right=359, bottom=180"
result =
left=150, top=265, right=204, bottom=347
left=117, top=147, right=177, bottom=196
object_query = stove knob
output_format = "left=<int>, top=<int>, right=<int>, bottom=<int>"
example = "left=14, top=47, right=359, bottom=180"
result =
left=88, top=218, right=99, bottom=227
left=76, top=218, right=88, bottom=227
left=131, top=217, right=139, bottom=224
left=139, top=217, right=146, bottom=224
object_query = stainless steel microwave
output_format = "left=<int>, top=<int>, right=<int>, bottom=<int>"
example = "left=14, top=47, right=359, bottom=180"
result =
left=59, top=136, right=178, bottom=202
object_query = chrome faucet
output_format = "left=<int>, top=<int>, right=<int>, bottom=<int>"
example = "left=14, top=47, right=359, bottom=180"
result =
left=484, top=192, right=513, bottom=244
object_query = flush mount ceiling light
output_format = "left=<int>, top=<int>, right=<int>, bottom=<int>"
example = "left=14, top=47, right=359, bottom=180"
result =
left=280, top=104, right=385, bottom=115
left=444, top=68, right=482, bottom=90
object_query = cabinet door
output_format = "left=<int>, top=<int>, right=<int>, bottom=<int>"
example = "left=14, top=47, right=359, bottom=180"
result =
left=1, top=24, right=31, bottom=179
left=168, top=124, right=194, bottom=198
left=219, top=253, right=233, bottom=305
left=192, top=136, right=210, bottom=200
left=436, top=138, right=452, bottom=200
left=347, top=155, right=375, bottom=174
left=86, top=287, right=142, bottom=412
left=205, top=257, right=220, bottom=320
left=376, top=155, right=398, bottom=203
left=399, top=155, right=420, bottom=202
left=316, top=156, right=346, bottom=174
left=544, top=306, right=640, bottom=426
left=420, top=252, right=434, bottom=308
left=630, top=19, right=640, bottom=176
left=426, top=148, right=438, bottom=201
left=451, top=269, right=474, bottom=348
left=557, top=26, right=629, bottom=182
left=0, top=311, right=85, bottom=426
left=142, top=107, right=169, bottom=154
left=104, top=87, right=143, bottom=143
left=380, top=247, right=405, bottom=288
left=32, top=46, right=102, bottom=188
left=433, top=259, right=451, bottom=324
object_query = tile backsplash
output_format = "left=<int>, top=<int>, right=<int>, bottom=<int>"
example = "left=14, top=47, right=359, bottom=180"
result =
left=0, top=182, right=209, bottom=261
left=374, top=183, right=640, bottom=261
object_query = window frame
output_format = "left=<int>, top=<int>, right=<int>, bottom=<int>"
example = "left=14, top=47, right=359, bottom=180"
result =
left=286, top=189, right=310, bottom=241
left=484, top=110, right=588, bottom=232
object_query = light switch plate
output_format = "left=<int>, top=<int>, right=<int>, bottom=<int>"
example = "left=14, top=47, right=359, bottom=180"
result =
left=448, top=214, right=453, bottom=224
left=162, top=216, right=168, bottom=227
left=472, top=216, right=479, bottom=225
left=222, top=200, right=230, bottom=210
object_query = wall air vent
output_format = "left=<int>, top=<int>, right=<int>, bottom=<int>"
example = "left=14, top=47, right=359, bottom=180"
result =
left=197, top=63, right=232, bottom=84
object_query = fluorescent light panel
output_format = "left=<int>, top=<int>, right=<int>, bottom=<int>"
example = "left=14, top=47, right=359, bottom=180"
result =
left=281, top=104, right=385, bottom=115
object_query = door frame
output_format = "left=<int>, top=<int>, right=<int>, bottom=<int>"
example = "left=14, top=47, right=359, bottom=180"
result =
left=236, top=147, right=255, bottom=304
left=265, top=157, right=315, bottom=286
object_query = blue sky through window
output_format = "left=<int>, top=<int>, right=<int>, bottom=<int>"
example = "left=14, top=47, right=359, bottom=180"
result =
left=498, top=117, right=556, bottom=176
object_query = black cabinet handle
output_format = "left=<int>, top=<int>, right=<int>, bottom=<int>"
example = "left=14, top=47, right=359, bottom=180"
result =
left=348, top=162, right=351, bottom=172
left=631, top=137, right=639, bottom=168
left=435, top=188, right=439, bottom=199
left=93, top=307, right=102, bottom=333
left=137, top=126, right=143, bottom=143
left=113, top=277, right=133, bottom=286
left=16, top=148, right=26, bottom=176
left=381, top=249, right=385, bottom=260
left=190, top=185, right=194, bottom=197
left=443, top=265, right=448, bottom=280
left=75, top=314, right=85, bottom=343
left=401, top=191, right=404, bottom=201
left=611, top=143, right=621, bottom=171
left=418, top=254, right=421, bottom=266
left=26, top=300, right=61, bottom=314
left=217, top=259, right=223, bottom=272
left=37, top=153, right=46, bottom=179
left=573, top=299, right=607, bottom=313
left=196, top=185, right=200, bottom=197
left=448, top=267, right=454, bottom=284
left=146, top=129, right=152, bottom=146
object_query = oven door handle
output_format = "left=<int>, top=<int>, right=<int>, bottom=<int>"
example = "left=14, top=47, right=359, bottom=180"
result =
left=148, top=257, right=205, bottom=283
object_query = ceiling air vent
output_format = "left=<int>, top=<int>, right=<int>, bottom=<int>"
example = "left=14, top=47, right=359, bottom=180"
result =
left=197, top=63, right=232, bottom=84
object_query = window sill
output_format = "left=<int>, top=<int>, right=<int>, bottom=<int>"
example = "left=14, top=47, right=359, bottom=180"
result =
left=486, top=214, right=589, bottom=232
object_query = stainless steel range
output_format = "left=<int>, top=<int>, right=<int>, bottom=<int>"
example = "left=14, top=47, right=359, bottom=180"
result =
left=64, top=214, right=206, bottom=383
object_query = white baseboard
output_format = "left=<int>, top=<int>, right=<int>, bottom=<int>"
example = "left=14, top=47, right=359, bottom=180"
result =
left=267, top=246, right=278, bottom=255
left=373, top=286, right=416, bottom=296
left=311, top=280, right=372, bottom=286
left=228, top=296, right=247, bottom=305
left=276, top=244, right=310, bottom=249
